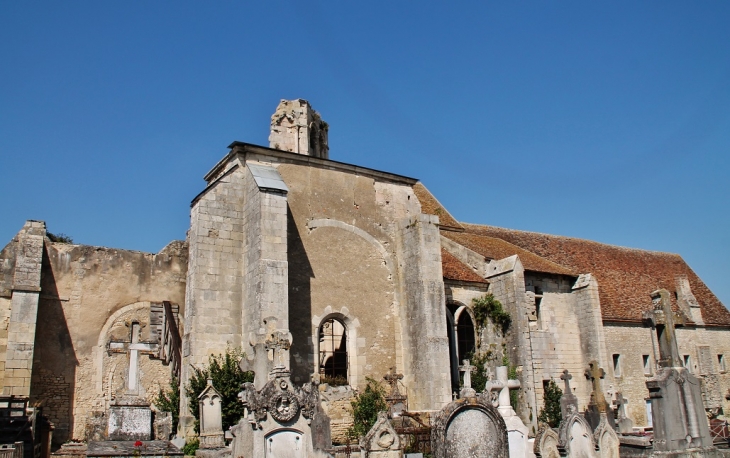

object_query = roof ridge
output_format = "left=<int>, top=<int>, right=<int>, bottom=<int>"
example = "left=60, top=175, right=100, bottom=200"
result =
left=461, top=222, right=683, bottom=258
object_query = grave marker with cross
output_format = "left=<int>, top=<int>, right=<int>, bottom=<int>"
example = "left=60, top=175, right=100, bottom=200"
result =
left=613, top=392, right=634, bottom=433
left=459, top=360, right=476, bottom=389
left=107, top=321, right=159, bottom=395
left=559, top=369, right=579, bottom=420
left=585, top=360, right=608, bottom=412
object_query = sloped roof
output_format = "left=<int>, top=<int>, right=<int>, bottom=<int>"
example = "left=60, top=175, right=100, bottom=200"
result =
left=463, top=223, right=730, bottom=326
left=441, top=248, right=488, bottom=284
left=413, top=183, right=464, bottom=231
left=442, top=230, right=576, bottom=277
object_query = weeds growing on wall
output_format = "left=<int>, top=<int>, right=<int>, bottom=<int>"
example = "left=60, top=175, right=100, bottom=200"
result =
left=185, top=348, right=254, bottom=433
left=47, top=232, right=73, bottom=243
left=182, top=438, right=199, bottom=456
left=346, top=377, right=387, bottom=442
left=538, top=379, right=563, bottom=428
left=154, top=378, right=180, bottom=434
left=472, top=294, right=511, bottom=334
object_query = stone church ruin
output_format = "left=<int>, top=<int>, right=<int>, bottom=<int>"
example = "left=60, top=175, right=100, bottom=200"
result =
left=2, top=99, right=730, bottom=457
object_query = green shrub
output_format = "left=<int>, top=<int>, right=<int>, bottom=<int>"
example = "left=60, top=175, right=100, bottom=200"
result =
left=47, top=232, right=73, bottom=243
left=538, top=379, right=563, bottom=427
left=154, top=378, right=180, bottom=433
left=182, top=438, right=199, bottom=456
left=346, top=377, right=387, bottom=441
left=472, top=294, right=511, bottom=334
left=184, top=348, right=253, bottom=433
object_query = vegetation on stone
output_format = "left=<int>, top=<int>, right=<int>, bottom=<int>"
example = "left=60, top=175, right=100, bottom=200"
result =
left=472, top=294, right=511, bottom=334
left=154, top=377, right=180, bottom=433
left=47, top=232, right=73, bottom=243
left=347, top=377, right=387, bottom=441
left=538, top=379, right=563, bottom=428
left=185, top=348, right=253, bottom=433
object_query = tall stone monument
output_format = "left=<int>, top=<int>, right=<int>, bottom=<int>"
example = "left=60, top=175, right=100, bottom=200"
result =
left=196, top=379, right=227, bottom=458
left=643, top=289, right=716, bottom=454
left=485, top=366, right=534, bottom=458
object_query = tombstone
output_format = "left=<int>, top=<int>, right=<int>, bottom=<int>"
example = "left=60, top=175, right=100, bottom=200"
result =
left=485, top=366, right=533, bottom=458
left=197, top=380, right=224, bottom=450
left=559, top=370, right=578, bottom=421
left=643, top=289, right=716, bottom=454
left=431, top=395, right=508, bottom=458
left=557, top=406, right=596, bottom=458
left=592, top=414, right=619, bottom=458
left=459, top=359, right=477, bottom=399
left=153, top=411, right=172, bottom=441
left=384, top=368, right=407, bottom=418
left=583, top=361, right=614, bottom=432
left=611, top=393, right=633, bottom=434
left=533, top=423, right=560, bottom=458
left=360, top=412, right=403, bottom=458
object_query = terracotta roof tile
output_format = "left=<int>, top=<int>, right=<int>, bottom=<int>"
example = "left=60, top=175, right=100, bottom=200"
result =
left=441, top=248, right=488, bottom=284
left=463, top=223, right=730, bottom=326
left=442, top=231, right=576, bottom=277
left=413, top=183, right=464, bottom=231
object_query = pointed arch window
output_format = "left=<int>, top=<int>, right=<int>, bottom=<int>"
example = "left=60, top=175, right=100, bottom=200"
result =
left=318, top=318, right=348, bottom=383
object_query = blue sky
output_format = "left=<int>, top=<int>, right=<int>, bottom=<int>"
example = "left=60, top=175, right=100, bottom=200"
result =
left=1, top=2, right=728, bottom=306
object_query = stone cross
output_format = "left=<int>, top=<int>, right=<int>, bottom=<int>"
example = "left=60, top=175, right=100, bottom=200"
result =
left=107, top=322, right=159, bottom=394
left=486, top=366, right=520, bottom=415
left=613, top=392, right=629, bottom=419
left=585, top=360, right=608, bottom=412
left=265, top=331, right=291, bottom=368
left=647, top=289, right=683, bottom=368
left=560, top=369, right=573, bottom=393
left=383, top=367, right=404, bottom=397
left=459, top=360, right=476, bottom=389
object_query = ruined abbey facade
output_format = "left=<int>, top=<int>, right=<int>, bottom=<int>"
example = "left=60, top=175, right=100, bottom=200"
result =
left=1, top=99, right=729, bottom=447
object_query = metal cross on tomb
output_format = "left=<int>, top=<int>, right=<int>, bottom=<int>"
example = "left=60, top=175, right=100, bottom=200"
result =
left=459, top=360, right=476, bottom=389
left=107, top=322, right=159, bottom=394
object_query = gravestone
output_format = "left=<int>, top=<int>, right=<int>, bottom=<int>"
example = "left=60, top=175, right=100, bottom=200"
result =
left=592, top=414, right=619, bottom=458
left=360, top=412, right=402, bottom=458
left=559, top=370, right=578, bottom=420
left=611, top=393, right=633, bottom=434
left=583, top=361, right=614, bottom=432
left=557, top=407, right=596, bottom=458
left=533, top=423, right=560, bottom=458
left=431, top=396, right=508, bottom=458
left=485, top=366, right=533, bottom=458
left=152, top=411, right=172, bottom=441
left=197, top=380, right=225, bottom=450
left=643, top=289, right=717, bottom=454
left=264, top=430, right=304, bottom=458
left=459, top=359, right=477, bottom=399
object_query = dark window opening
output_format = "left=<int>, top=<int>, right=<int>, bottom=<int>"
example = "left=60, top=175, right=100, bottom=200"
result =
left=457, top=312, right=476, bottom=364
left=319, top=318, right=348, bottom=383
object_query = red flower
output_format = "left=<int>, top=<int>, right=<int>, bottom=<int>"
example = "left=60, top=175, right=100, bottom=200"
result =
left=134, top=441, right=143, bottom=448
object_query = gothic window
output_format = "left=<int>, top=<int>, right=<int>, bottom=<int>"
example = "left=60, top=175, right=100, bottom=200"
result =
left=446, top=302, right=477, bottom=392
left=318, top=318, right=348, bottom=383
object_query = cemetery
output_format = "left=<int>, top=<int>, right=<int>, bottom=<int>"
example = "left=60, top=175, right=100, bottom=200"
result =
left=1, top=100, right=730, bottom=457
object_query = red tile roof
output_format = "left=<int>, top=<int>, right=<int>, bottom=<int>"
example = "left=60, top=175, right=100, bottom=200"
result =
left=441, top=248, right=488, bottom=284
left=442, top=231, right=576, bottom=277
left=463, top=223, right=730, bottom=326
left=413, top=183, right=464, bottom=231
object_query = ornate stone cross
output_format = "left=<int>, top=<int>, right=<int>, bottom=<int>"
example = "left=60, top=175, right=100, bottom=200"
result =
left=265, top=331, right=291, bottom=368
left=486, top=366, right=520, bottom=416
left=107, top=321, right=159, bottom=394
left=585, top=360, right=608, bottom=412
left=459, top=360, right=476, bottom=389
left=384, top=367, right=404, bottom=397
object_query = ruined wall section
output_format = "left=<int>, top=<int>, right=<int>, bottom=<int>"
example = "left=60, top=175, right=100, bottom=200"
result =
left=180, top=161, right=245, bottom=426
left=32, top=240, right=187, bottom=442
left=0, top=234, right=20, bottom=390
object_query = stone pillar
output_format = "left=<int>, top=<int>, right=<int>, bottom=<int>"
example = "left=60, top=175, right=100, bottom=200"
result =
left=240, top=163, right=291, bottom=390
left=395, top=214, right=451, bottom=411
left=268, top=99, right=329, bottom=159
left=3, top=220, right=45, bottom=396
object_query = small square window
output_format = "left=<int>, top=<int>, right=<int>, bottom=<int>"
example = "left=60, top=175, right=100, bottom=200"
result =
left=719, top=354, right=726, bottom=373
left=683, top=355, right=692, bottom=373
left=613, top=354, right=622, bottom=377
left=643, top=355, right=651, bottom=375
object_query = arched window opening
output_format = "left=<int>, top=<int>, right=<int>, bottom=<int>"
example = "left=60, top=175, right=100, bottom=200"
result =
left=319, top=318, right=348, bottom=384
left=457, top=312, right=476, bottom=364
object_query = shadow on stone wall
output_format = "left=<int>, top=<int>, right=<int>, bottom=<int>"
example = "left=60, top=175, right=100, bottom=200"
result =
left=30, top=244, right=78, bottom=448
left=287, top=209, right=314, bottom=385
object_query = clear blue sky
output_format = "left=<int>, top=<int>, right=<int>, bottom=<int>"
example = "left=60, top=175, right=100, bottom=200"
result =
left=1, top=2, right=728, bottom=306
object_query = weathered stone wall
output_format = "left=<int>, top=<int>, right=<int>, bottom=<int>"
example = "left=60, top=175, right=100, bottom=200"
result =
left=28, top=240, right=187, bottom=443
left=604, top=323, right=730, bottom=427
left=319, top=386, right=355, bottom=445
left=180, top=160, right=245, bottom=423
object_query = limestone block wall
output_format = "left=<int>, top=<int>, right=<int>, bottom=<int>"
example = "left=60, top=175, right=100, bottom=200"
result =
left=180, top=161, right=246, bottom=419
left=604, top=323, right=730, bottom=427
left=30, top=240, right=187, bottom=443
left=278, top=163, right=419, bottom=389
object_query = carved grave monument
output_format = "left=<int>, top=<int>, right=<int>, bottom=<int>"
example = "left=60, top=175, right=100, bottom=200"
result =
left=360, top=412, right=403, bottom=458
left=485, top=366, right=534, bottom=458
